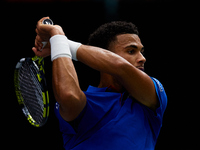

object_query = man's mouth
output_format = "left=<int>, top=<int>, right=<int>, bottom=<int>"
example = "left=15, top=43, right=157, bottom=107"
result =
left=136, top=66, right=144, bottom=71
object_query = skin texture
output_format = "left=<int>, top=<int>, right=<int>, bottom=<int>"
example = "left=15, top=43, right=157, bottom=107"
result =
left=33, top=17, right=158, bottom=121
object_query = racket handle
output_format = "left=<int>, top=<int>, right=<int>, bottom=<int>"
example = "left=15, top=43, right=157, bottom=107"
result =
left=40, top=18, right=54, bottom=51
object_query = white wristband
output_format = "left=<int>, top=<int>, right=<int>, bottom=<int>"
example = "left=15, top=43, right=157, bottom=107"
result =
left=50, top=35, right=72, bottom=61
left=68, top=40, right=82, bottom=61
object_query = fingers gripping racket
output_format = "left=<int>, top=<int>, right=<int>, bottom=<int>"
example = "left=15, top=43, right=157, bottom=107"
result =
left=14, top=19, right=53, bottom=127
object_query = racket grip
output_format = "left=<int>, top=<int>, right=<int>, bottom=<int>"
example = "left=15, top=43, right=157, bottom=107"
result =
left=40, top=18, right=54, bottom=51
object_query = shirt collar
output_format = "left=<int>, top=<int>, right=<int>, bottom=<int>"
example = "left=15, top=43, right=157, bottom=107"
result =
left=86, top=85, right=107, bottom=92
left=86, top=85, right=122, bottom=93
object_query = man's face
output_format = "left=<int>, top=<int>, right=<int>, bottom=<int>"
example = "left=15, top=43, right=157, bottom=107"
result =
left=109, top=34, right=146, bottom=71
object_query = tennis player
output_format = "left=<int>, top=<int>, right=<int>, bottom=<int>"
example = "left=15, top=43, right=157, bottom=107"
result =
left=33, top=17, right=167, bottom=150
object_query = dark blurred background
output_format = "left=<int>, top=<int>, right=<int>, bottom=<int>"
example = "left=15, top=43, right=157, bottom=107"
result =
left=1, top=0, right=198, bottom=149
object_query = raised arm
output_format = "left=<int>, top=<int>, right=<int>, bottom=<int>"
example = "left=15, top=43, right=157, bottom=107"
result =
left=77, top=45, right=158, bottom=110
left=33, top=17, right=86, bottom=121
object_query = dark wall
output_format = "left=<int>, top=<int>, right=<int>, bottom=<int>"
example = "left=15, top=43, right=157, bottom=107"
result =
left=2, top=1, right=197, bottom=149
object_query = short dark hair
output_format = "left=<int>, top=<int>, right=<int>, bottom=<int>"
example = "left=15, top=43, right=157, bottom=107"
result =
left=88, top=21, right=139, bottom=50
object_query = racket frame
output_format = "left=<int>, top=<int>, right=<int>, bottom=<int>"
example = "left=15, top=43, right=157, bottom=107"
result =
left=14, top=56, right=49, bottom=127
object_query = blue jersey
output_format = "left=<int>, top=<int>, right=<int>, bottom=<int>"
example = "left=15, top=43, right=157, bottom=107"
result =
left=55, top=77, right=167, bottom=150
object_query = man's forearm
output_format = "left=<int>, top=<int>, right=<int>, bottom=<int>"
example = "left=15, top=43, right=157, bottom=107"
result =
left=52, top=57, right=79, bottom=102
left=77, top=45, right=129, bottom=77
left=52, top=57, right=86, bottom=121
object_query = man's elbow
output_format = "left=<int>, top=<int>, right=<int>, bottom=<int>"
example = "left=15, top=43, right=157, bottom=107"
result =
left=55, top=90, right=86, bottom=121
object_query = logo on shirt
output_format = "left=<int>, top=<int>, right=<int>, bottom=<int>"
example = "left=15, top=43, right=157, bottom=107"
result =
left=154, top=78, right=164, bottom=92
left=55, top=102, right=59, bottom=109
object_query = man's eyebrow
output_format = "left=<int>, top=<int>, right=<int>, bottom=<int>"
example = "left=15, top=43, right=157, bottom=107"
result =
left=126, top=45, right=138, bottom=49
left=126, top=45, right=144, bottom=51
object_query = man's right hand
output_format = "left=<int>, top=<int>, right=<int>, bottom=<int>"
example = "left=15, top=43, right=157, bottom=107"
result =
left=32, top=17, right=65, bottom=57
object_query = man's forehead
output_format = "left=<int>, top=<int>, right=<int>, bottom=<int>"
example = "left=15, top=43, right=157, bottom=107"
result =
left=113, top=34, right=144, bottom=50
left=115, top=34, right=141, bottom=45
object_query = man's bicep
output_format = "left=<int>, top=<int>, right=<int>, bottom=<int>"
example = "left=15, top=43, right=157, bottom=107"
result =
left=117, top=63, right=158, bottom=110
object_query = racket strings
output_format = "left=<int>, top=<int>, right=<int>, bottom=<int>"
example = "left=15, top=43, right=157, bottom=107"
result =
left=19, top=61, right=44, bottom=124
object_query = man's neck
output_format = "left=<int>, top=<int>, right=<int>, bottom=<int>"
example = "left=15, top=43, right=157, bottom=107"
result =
left=98, top=73, right=125, bottom=93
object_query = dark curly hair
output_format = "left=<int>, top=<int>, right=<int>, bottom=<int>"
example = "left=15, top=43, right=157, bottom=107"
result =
left=88, top=21, right=139, bottom=50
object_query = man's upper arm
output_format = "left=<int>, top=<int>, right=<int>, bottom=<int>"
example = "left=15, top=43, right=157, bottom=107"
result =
left=117, top=63, right=159, bottom=110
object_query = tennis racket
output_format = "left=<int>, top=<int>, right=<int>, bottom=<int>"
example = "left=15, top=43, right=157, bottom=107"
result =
left=14, top=18, right=53, bottom=127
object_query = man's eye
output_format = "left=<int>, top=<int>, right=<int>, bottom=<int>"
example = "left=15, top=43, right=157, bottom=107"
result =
left=141, top=50, right=145, bottom=55
left=128, top=50, right=135, bottom=54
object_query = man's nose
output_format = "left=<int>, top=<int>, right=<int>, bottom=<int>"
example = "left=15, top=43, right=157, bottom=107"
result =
left=137, top=52, right=146, bottom=64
